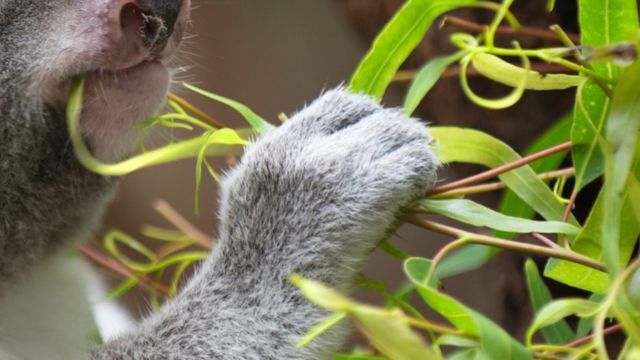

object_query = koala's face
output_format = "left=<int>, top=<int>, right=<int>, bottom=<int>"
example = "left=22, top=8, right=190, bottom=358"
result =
left=0, top=0, right=190, bottom=159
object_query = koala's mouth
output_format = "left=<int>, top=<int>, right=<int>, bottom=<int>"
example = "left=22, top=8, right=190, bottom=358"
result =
left=71, top=0, right=191, bottom=161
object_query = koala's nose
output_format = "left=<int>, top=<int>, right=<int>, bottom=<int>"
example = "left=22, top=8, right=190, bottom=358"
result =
left=119, top=0, right=190, bottom=53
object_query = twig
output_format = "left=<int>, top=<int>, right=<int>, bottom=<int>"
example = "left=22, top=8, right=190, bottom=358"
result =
left=152, top=199, right=215, bottom=249
left=431, top=167, right=575, bottom=199
left=427, top=142, right=573, bottom=195
left=565, top=324, right=622, bottom=348
left=393, top=62, right=573, bottom=82
left=405, top=215, right=606, bottom=272
left=168, top=93, right=226, bottom=129
left=78, top=243, right=171, bottom=297
left=531, top=233, right=560, bottom=248
left=442, top=16, right=580, bottom=43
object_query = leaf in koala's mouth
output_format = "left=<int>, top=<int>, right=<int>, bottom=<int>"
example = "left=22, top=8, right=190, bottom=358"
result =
left=65, top=77, right=248, bottom=177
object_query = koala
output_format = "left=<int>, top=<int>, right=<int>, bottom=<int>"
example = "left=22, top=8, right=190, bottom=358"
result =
left=0, top=0, right=438, bottom=359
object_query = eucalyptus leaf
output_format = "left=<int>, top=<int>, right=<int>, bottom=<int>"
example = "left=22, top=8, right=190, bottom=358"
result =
left=429, top=127, right=577, bottom=224
left=526, top=298, right=600, bottom=346
left=471, top=52, right=583, bottom=90
left=350, top=0, right=477, bottom=100
left=430, top=126, right=576, bottom=279
left=404, top=258, right=531, bottom=359
left=352, top=306, right=439, bottom=360
left=601, top=59, right=640, bottom=276
left=404, top=54, right=462, bottom=115
left=183, top=83, right=274, bottom=134
left=418, top=199, right=579, bottom=234
left=524, top=260, right=575, bottom=344
left=571, top=0, right=639, bottom=190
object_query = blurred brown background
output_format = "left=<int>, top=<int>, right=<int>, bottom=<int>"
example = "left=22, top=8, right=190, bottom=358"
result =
left=99, top=0, right=582, bottom=338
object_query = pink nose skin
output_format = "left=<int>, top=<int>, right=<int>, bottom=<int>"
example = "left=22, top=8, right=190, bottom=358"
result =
left=106, top=0, right=191, bottom=70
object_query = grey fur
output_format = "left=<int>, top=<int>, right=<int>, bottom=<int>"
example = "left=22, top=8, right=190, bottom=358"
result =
left=0, top=1, right=439, bottom=359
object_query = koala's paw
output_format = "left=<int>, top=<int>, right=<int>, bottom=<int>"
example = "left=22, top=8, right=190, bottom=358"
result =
left=223, top=88, right=439, bottom=235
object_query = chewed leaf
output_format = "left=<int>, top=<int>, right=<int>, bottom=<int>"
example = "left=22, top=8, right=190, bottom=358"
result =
left=66, top=79, right=248, bottom=177
left=471, top=52, right=583, bottom=90
left=418, top=199, right=579, bottom=234
left=349, top=0, right=477, bottom=100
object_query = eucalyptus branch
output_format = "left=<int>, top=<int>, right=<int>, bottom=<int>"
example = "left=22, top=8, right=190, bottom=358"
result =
left=152, top=199, right=215, bottom=249
left=78, top=243, right=171, bottom=298
left=531, top=233, right=560, bottom=248
left=428, top=142, right=572, bottom=195
left=404, top=216, right=607, bottom=274
left=593, top=258, right=640, bottom=358
left=393, top=63, right=571, bottom=83
left=565, top=324, right=622, bottom=348
left=168, top=93, right=226, bottom=129
left=441, top=16, right=579, bottom=43
left=431, top=167, right=575, bottom=199
left=549, top=24, right=614, bottom=98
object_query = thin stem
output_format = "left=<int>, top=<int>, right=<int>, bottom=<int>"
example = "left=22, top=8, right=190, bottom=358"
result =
left=431, top=167, right=575, bottom=199
left=565, top=324, right=622, bottom=348
left=393, top=62, right=572, bottom=82
left=78, top=243, right=171, bottom=297
left=442, top=16, right=579, bottom=43
left=168, top=93, right=226, bottom=129
left=152, top=199, right=215, bottom=249
left=549, top=25, right=614, bottom=98
left=531, top=233, right=560, bottom=248
left=405, top=216, right=607, bottom=272
left=403, top=315, right=468, bottom=337
left=428, top=142, right=573, bottom=195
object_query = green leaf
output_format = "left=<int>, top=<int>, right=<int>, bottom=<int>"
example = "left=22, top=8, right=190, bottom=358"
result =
left=297, top=313, right=347, bottom=348
left=579, top=0, right=638, bottom=49
left=291, top=275, right=437, bottom=360
left=524, top=259, right=575, bottom=344
left=404, top=258, right=531, bottom=359
left=66, top=79, right=248, bottom=177
left=351, top=306, right=439, bottom=360
left=404, top=53, right=462, bottom=115
left=349, top=0, right=477, bottom=100
left=429, top=127, right=575, bottom=224
left=334, top=355, right=387, bottom=360
left=183, top=83, right=274, bottom=134
left=418, top=199, right=579, bottom=234
left=546, top=66, right=640, bottom=292
left=575, top=294, right=606, bottom=338
left=471, top=52, right=583, bottom=90
left=571, top=81, right=609, bottom=190
left=525, top=298, right=600, bottom=346
left=495, top=115, right=573, bottom=239
left=601, top=59, right=640, bottom=276
left=429, top=126, right=576, bottom=278
left=571, top=0, right=639, bottom=190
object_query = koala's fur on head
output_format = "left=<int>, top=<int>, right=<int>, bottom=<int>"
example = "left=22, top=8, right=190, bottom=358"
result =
left=0, top=1, right=439, bottom=359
